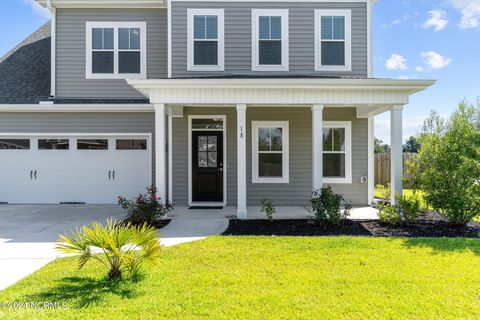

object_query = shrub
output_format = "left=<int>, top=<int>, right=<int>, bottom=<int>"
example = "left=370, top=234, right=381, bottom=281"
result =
left=410, top=101, right=480, bottom=225
left=56, top=219, right=161, bottom=281
left=310, top=186, right=351, bottom=225
left=118, top=186, right=172, bottom=227
left=378, top=193, right=420, bottom=225
left=260, top=198, right=276, bottom=221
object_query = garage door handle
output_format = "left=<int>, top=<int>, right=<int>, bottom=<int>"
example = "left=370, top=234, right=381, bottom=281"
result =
left=30, top=170, right=33, bottom=180
left=34, top=170, right=37, bottom=180
left=108, top=170, right=111, bottom=180
left=112, top=170, right=115, bottom=180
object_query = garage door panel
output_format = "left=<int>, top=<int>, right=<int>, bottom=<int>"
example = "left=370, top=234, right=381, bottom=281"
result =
left=0, top=135, right=151, bottom=204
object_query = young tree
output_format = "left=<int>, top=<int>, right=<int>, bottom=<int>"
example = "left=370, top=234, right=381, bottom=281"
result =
left=374, top=138, right=391, bottom=154
left=410, top=100, right=480, bottom=225
left=403, top=136, right=421, bottom=153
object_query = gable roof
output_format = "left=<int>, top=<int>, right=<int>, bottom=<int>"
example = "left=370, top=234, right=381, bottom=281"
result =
left=0, top=22, right=51, bottom=104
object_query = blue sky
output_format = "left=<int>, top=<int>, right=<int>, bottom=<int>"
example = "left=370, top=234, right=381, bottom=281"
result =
left=1, top=0, right=479, bottom=144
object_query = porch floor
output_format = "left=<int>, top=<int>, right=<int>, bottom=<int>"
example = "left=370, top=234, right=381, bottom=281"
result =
left=168, top=206, right=379, bottom=220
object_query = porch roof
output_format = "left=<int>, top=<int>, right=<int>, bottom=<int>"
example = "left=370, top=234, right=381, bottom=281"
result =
left=127, top=77, right=435, bottom=107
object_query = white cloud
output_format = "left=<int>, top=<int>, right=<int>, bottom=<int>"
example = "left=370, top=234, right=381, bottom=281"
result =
left=22, top=0, right=50, bottom=20
left=446, top=0, right=480, bottom=29
left=422, top=10, right=448, bottom=31
left=385, top=54, right=408, bottom=70
left=416, top=66, right=425, bottom=72
left=421, top=51, right=452, bottom=69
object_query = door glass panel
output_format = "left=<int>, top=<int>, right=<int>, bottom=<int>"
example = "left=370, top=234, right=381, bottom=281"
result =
left=116, top=139, right=147, bottom=150
left=38, top=139, right=69, bottom=150
left=0, top=139, right=30, bottom=150
left=198, top=136, right=208, bottom=151
left=77, top=139, right=108, bottom=150
left=192, top=118, right=223, bottom=129
left=198, top=151, right=208, bottom=167
left=207, top=136, right=217, bottom=151
left=208, top=152, right=217, bottom=167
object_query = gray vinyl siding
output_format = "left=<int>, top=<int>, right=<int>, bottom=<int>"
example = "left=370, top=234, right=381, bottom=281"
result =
left=0, top=112, right=157, bottom=182
left=172, top=2, right=367, bottom=78
left=56, top=9, right=167, bottom=99
left=171, top=107, right=367, bottom=207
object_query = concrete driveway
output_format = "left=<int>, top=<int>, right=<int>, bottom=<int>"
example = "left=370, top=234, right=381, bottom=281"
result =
left=0, top=205, right=124, bottom=290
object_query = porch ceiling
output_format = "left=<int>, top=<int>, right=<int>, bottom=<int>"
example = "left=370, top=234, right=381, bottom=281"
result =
left=127, top=78, right=435, bottom=106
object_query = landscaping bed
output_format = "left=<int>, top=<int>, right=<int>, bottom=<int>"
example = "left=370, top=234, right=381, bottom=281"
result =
left=223, top=214, right=480, bottom=238
left=150, top=219, right=171, bottom=229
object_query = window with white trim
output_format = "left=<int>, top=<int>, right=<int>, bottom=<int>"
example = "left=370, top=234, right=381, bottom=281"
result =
left=252, top=9, right=289, bottom=71
left=323, top=121, right=352, bottom=184
left=86, top=22, right=146, bottom=79
left=187, top=9, right=224, bottom=71
left=252, top=121, right=289, bottom=183
left=315, top=10, right=352, bottom=72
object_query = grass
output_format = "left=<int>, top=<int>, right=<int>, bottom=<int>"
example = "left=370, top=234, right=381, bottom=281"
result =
left=1, top=236, right=480, bottom=319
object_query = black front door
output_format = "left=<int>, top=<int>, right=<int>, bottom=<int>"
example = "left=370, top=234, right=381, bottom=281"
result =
left=192, top=131, right=223, bottom=202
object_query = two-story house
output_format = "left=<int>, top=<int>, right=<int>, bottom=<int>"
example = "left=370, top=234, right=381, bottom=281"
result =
left=0, top=0, right=434, bottom=218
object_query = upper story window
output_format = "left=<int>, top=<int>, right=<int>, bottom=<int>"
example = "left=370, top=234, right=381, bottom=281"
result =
left=252, top=9, right=289, bottom=72
left=187, top=9, right=225, bottom=71
left=315, top=10, right=352, bottom=72
left=86, top=22, right=146, bottom=79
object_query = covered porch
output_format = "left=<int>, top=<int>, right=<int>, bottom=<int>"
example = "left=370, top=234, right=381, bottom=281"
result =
left=127, top=78, right=434, bottom=219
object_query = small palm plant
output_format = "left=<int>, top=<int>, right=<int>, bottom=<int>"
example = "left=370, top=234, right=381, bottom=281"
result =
left=56, top=219, right=161, bottom=281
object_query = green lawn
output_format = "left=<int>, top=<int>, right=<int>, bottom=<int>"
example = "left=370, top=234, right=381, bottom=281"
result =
left=1, top=237, right=480, bottom=319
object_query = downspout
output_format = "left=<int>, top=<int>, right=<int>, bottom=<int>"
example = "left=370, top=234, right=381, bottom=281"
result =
left=47, top=0, right=56, bottom=98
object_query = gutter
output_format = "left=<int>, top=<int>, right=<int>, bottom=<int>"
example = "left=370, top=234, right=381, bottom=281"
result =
left=47, top=0, right=56, bottom=97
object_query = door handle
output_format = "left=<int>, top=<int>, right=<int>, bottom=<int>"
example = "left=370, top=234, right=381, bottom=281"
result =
left=34, top=170, right=37, bottom=180
left=108, top=170, right=111, bottom=180
left=30, top=170, right=33, bottom=180
left=112, top=170, right=115, bottom=180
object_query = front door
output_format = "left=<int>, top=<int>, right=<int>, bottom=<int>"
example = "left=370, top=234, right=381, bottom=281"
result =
left=192, top=131, right=223, bottom=202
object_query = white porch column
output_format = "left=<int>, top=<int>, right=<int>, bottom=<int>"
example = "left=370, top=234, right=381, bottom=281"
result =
left=368, top=117, right=375, bottom=205
left=154, top=103, right=167, bottom=202
left=312, top=104, right=324, bottom=190
left=390, top=105, right=404, bottom=203
left=236, top=104, right=247, bottom=219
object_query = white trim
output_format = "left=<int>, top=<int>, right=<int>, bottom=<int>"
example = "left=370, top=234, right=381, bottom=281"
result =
left=47, top=1, right=56, bottom=97
left=187, top=115, right=227, bottom=207
left=168, top=114, right=173, bottom=203
left=167, top=0, right=172, bottom=78
left=85, top=21, right=147, bottom=80
left=251, top=121, right=289, bottom=184
left=312, top=104, right=324, bottom=190
left=322, top=121, right=352, bottom=184
left=0, top=104, right=153, bottom=112
left=173, top=0, right=373, bottom=2
left=251, top=9, right=289, bottom=72
left=236, top=104, right=247, bottom=218
left=38, top=0, right=166, bottom=8
left=367, top=117, right=374, bottom=204
left=187, top=9, right=225, bottom=72
left=314, top=9, right=352, bottom=72
left=128, top=78, right=435, bottom=105
left=367, top=0, right=373, bottom=77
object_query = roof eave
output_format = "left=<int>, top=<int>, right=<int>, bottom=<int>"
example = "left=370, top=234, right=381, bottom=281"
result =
left=37, top=0, right=166, bottom=9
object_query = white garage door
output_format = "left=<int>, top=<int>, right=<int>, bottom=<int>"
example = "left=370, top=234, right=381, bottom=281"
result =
left=0, top=135, right=151, bottom=204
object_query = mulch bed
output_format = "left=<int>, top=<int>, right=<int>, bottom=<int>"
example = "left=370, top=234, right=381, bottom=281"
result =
left=153, top=219, right=171, bottom=229
left=222, top=212, right=480, bottom=238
